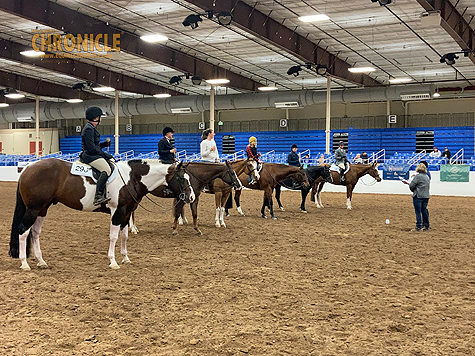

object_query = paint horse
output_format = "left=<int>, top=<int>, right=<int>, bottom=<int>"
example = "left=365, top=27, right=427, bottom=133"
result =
left=129, top=161, right=242, bottom=236
left=232, top=163, right=310, bottom=219
left=9, top=158, right=194, bottom=270
left=311, top=162, right=381, bottom=209
left=274, top=165, right=332, bottom=213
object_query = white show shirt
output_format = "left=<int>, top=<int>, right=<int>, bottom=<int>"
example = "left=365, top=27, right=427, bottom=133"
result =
left=200, top=139, right=219, bottom=162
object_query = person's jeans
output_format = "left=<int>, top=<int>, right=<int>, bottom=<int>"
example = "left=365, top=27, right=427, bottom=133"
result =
left=413, top=197, right=429, bottom=229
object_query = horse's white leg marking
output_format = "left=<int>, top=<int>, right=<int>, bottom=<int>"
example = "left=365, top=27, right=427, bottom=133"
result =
left=315, top=189, right=323, bottom=208
left=129, top=215, right=139, bottom=234
left=347, top=197, right=352, bottom=210
left=237, top=206, right=245, bottom=216
left=178, top=215, right=184, bottom=225
left=31, top=216, right=48, bottom=268
left=215, top=208, right=221, bottom=227
left=219, top=207, right=226, bottom=228
left=108, top=223, right=121, bottom=269
left=19, top=228, right=31, bottom=270
left=120, top=227, right=131, bottom=264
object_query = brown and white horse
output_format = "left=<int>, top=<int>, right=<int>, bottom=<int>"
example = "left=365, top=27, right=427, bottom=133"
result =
left=312, top=162, right=381, bottom=209
left=9, top=158, right=194, bottom=270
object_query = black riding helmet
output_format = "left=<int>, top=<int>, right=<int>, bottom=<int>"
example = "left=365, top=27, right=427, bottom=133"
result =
left=86, top=107, right=104, bottom=122
left=163, top=127, right=174, bottom=136
left=338, top=141, right=345, bottom=147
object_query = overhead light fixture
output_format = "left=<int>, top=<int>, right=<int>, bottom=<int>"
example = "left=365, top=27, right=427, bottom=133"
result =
left=258, top=85, right=278, bottom=91
left=389, top=78, right=412, bottom=84
left=440, top=53, right=459, bottom=65
left=169, top=76, right=182, bottom=85
left=92, top=86, right=115, bottom=92
left=17, top=116, right=34, bottom=122
left=66, top=98, right=83, bottom=103
left=400, top=93, right=431, bottom=101
left=216, top=11, right=233, bottom=26
left=153, top=93, right=171, bottom=98
left=371, top=0, right=392, bottom=5
left=275, top=102, right=300, bottom=108
left=348, top=67, right=376, bottom=73
left=0, top=103, right=9, bottom=108
left=287, top=65, right=302, bottom=77
left=191, top=75, right=202, bottom=85
left=4, top=89, right=25, bottom=99
left=171, top=107, right=193, bottom=114
left=183, top=14, right=203, bottom=29
left=315, top=64, right=328, bottom=76
left=205, top=78, right=230, bottom=85
left=298, top=14, right=330, bottom=22
left=140, top=34, right=168, bottom=43
left=20, top=50, right=45, bottom=57
left=433, top=90, right=440, bottom=98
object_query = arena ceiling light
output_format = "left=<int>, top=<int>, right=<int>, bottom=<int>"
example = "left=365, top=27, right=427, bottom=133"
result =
left=153, top=93, right=171, bottom=98
left=205, top=78, right=230, bottom=85
left=92, top=85, right=115, bottom=92
left=258, top=85, right=278, bottom=91
left=315, top=64, right=328, bottom=76
left=298, top=14, right=329, bottom=22
left=0, top=102, right=9, bottom=108
left=389, top=78, right=412, bottom=84
left=4, top=89, right=25, bottom=99
left=140, top=34, right=168, bottom=43
left=17, top=116, right=34, bottom=122
left=66, top=98, right=83, bottom=103
left=348, top=67, right=376, bottom=73
left=20, top=49, right=45, bottom=57
left=191, top=75, right=202, bottom=85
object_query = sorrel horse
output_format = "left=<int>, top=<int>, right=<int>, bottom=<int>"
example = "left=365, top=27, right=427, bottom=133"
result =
left=9, top=158, right=194, bottom=270
left=129, top=161, right=242, bottom=235
left=274, top=165, right=332, bottom=213
left=311, top=162, right=381, bottom=209
left=233, top=163, right=310, bottom=219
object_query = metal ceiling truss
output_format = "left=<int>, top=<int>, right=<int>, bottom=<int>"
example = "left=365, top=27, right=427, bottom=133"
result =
left=0, top=39, right=182, bottom=97
left=417, top=0, right=475, bottom=65
left=0, top=69, right=103, bottom=100
left=183, top=0, right=382, bottom=87
left=0, top=0, right=260, bottom=92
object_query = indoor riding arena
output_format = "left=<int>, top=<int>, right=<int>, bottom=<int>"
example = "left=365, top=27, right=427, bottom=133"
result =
left=1, top=1, right=475, bottom=355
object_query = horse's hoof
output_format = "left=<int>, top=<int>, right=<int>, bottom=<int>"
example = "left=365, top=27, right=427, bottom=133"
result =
left=109, top=263, right=120, bottom=270
left=37, top=263, right=49, bottom=269
left=271, top=216, right=277, bottom=220
left=221, top=222, right=227, bottom=228
left=215, top=223, right=221, bottom=228
left=262, top=214, right=267, bottom=219
left=300, top=210, right=307, bottom=213
left=20, top=264, right=31, bottom=271
left=279, top=207, right=285, bottom=211
left=196, top=230, right=203, bottom=235
left=347, top=207, right=352, bottom=210
left=122, top=257, right=131, bottom=264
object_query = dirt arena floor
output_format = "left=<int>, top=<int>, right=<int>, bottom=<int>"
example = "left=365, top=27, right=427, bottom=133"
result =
left=1, top=181, right=475, bottom=356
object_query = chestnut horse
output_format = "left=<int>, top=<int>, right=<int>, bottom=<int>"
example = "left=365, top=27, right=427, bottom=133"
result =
left=311, top=162, right=381, bottom=209
left=129, top=161, right=243, bottom=235
left=9, top=158, right=194, bottom=270
left=274, top=165, right=332, bottom=213
left=233, top=163, right=310, bottom=219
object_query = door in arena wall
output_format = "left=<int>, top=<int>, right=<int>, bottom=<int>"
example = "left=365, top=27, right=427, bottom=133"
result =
left=29, top=141, right=43, bottom=155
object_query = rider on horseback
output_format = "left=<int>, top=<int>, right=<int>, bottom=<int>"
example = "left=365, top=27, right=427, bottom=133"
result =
left=246, top=136, right=262, bottom=184
left=334, top=141, right=349, bottom=183
left=80, top=107, right=114, bottom=205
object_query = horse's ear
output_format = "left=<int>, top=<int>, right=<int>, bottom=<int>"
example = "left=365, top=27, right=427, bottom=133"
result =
left=176, top=161, right=183, bottom=169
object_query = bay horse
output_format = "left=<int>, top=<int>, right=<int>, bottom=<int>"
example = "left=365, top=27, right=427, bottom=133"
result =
left=232, top=163, right=310, bottom=219
left=129, top=161, right=243, bottom=235
left=311, top=162, right=381, bottom=209
left=274, top=165, right=332, bottom=213
left=9, top=158, right=194, bottom=270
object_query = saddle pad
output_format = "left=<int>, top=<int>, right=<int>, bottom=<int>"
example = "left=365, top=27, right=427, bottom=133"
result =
left=330, top=163, right=350, bottom=174
left=71, top=161, right=118, bottom=183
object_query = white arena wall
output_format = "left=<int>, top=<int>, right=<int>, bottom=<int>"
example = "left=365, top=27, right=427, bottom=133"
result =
left=1, top=167, right=474, bottom=197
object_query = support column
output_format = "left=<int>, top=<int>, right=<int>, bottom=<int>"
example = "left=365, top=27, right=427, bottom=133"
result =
left=115, top=90, right=119, bottom=155
left=35, top=96, right=40, bottom=158
left=325, top=75, right=331, bottom=154
left=209, top=84, right=215, bottom=131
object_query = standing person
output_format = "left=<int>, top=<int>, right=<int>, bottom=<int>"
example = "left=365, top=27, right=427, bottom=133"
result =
left=200, top=128, right=219, bottom=162
left=334, top=141, right=349, bottom=182
left=157, top=127, right=177, bottom=164
left=441, top=147, right=451, bottom=161
left=360, top=151, right=369, bottom=164
left=80, top=106, right=113, bottom=205
left=287, top=144, right=300, bottom=166
left=403, top=162, right=430, bottom=232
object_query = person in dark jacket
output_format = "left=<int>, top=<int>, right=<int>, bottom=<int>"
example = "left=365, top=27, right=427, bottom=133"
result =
left=403, top=162, right=431, bottom=232
left=158, top=127, right=177, bottom=164
left=334, top=141, right=349, bottom=182
left=441, top=147, right=451, bottom=161
left=287, top=144, right=300, bottom=167
left=80, top=106, right=113, bottom=205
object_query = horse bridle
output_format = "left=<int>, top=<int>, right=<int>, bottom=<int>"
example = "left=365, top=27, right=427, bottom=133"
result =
left=223, top=161, right=241, bottom=189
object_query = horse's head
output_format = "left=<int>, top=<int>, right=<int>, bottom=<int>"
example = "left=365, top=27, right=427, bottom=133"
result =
left=167, top=162, right=195, bottom=203
left=224, top=160, right=243, bottom=190
left=290, top=165, right=310, bottom=189
left=322, top=165, right=333, bottom=183
left=368, top=162, right=382, bottom=182
left=245, top=158, right=260, bottom=182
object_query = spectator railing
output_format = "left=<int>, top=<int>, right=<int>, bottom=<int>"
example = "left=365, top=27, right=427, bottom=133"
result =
left=371, top=149, right=385, bottom=163
left=175, top=150, right=187, bottom=160
left=407, top=150, right=426, bottom=166
left=450, top=148, right=464, bottom=164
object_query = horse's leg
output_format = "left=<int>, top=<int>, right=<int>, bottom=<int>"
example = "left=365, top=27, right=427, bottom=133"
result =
left=18, top=208, right=41, bottom=270
left=261, top=195, right=268, bottom=219
left=267, top=188, right=277, bottom=220
left=30, top=216, right=48, bottom=268
left=346, top=185, right=353, bottom=210
left=172, top=200, right=184, bottom=235
left=220, top=192, right=231, bottom=228
left=300, top=188, right=308, bottom=213
left=224, top=192, right=232, bottom=216
left=178, top=205, right=187, bottom=225
left=234, top=188, right=245, bottom=216
left=214, top=192, right=222, bottom=227
left=108, top=223, right=121, bottom=269
left=129, top=211, right=139, bottom=234
left=120, top=226, right=131, bottom=264
left=275, top=184, right=284, bottom=211
left=190, top=198, right=202, bottom=235
left=316, top=182, right=325, bottom=208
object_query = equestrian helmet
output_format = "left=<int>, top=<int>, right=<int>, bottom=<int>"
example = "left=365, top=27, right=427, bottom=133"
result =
left=338, top=141, right=345, bottom=147
left=163, top=127, right=174, bottom=136
left=86, top=107, right=104, bottom=121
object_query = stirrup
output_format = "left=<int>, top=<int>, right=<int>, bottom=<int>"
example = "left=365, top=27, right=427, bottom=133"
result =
left=94, top=196, right=111, bottom=206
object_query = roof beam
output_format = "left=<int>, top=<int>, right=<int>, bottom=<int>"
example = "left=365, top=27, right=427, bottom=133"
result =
left=417, top=0, right=475, bottom=65
left=0, top=0, right=260, bottom=92
left=0, top=39, right=182, bottom=97
left=183, top=0, right=382, bottom=87
left=0, top=69, right=103, bottom=100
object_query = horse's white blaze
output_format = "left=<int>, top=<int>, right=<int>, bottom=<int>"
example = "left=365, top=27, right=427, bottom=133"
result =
left=31, top=216, right=47, bottom=267
left=184, top=173, right=195, bottom=202
left=108, top=223, right=121, bottom=269
left=19, top=228, right=31, bottom=270
left=215, top=208, right=221, bottom=227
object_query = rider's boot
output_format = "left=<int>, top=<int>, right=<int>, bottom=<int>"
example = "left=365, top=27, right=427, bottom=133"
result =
left=93, top=172, right=111, bottom=205
left=339, top=168, right=345, bottom=183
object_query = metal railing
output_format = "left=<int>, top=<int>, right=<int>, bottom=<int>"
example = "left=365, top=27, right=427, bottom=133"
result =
left=371, top=149, right=385, bottom=163
left=407, top=150, right=426, bottom=166
left=450, top=148, right=464, bottom=164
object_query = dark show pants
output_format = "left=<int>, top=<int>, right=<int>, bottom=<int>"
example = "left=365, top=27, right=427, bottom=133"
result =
left=413, top=196, right=429, bottom=229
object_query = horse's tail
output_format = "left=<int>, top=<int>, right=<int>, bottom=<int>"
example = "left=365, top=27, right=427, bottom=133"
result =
left=9, top=185, right=31, bottom=258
